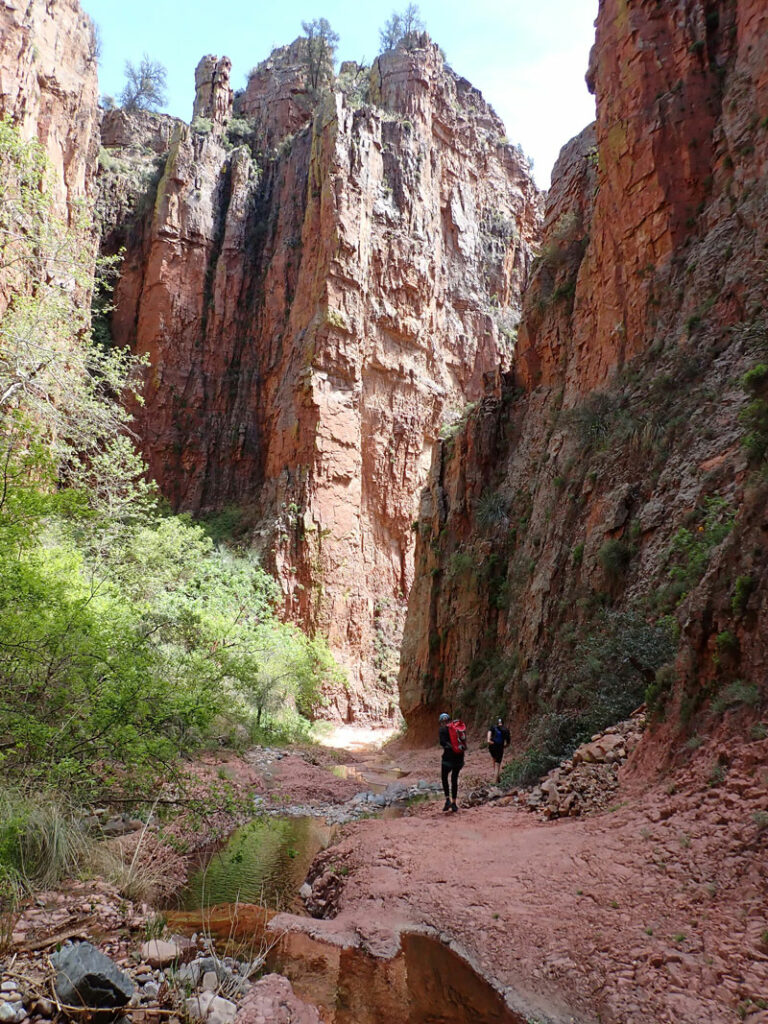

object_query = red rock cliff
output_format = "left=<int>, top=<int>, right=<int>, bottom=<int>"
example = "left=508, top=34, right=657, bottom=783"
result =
left=103, top=42, right=542, bottom=719
left=0, top=0, right=99, bottom=214
left=401, top=0, right=768, bottom=759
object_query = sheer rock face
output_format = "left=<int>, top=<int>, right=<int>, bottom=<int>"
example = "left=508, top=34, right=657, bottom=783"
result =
left=103, top=40, right=542, bottom=719
left=0, top=0, right=99, bottom=214
left=400, top=0, right=768, bottom=748
left=235, top=40, right=312, bottom=152
left=193, top=55, right=233, bottom=128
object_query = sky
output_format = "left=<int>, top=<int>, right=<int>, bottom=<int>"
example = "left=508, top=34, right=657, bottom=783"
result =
left=82, top=0, right=598, bottom=189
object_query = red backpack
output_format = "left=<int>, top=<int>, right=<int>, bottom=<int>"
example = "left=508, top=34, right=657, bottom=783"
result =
left=448, top=720, right=467, bottom=754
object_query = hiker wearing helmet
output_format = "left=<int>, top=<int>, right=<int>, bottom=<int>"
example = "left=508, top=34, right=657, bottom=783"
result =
left=487, top=716, right=511, bottom=784
left=438, top=712, right=466, bottom=813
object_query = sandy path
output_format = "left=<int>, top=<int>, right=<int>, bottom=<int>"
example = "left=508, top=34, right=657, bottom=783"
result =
left=269, top=733, right=768, bottom=1024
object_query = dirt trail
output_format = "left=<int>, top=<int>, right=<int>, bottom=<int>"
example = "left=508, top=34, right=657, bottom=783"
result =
left=266, top=732, right=768, bottom=1024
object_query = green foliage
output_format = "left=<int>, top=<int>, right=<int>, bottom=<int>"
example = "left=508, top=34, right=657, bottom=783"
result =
left=475, top=489, right=509, bottom=530
left=379, top=4, right=425, bottom=52
left=0, top=122, right=338, bottom=796
left=0, top=790, right=89, bottom=891
left=564, top=392, right=617, bottom=446
left=739, top=364, right=768, bottom=464
left=439, top=401, right=476, bottom=441
left=190, top=116, right=213, bottom=135
left=225, top=117, right=254, bottom=148
left=506, top=613, right=677, bottom=786
left=300, top=18, right=339, bottom=94
left=731, top=575, right=755, bottom=616
left=714, top=629, right=738, bottom=658
left=711, top=681, right=762, bottom=715
left=121, top=54, right=167, bottom=112
left=666, top=497, right=735, bottom=598
left=572, top=542, right=584, bottom=566
left=447, top=550, right=474, bottom=578
left=598, top=538, right=632, bottom=583
left=645, top=663, right=677, bottom=719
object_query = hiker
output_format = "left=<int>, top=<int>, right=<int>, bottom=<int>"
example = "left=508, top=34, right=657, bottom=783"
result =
left=438, top=712, right=466, bottom=813
left=487, top=716, right=511, bottom=784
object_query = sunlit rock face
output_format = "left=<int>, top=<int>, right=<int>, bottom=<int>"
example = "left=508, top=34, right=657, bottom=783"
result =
left=100, top=40, right=542, bottom=719
left=400, top=0, right=768, bottom=751
left=0, top=0, right=100, bottom=212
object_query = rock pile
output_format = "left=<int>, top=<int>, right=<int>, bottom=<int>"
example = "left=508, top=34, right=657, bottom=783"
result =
left=255, top=778, right=440, bottom=825
left=524, top=711, right=646, bottom=819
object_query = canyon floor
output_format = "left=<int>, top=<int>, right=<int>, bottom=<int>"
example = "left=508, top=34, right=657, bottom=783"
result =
left=5, top=729, right=768, bottom=1024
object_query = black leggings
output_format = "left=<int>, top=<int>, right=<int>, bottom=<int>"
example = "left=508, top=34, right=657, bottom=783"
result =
left=441, top=762, right=461, bottom=800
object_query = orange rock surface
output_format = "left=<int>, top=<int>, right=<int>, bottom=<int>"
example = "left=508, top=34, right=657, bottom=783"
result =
left=103, top=43, right=542, bottom=718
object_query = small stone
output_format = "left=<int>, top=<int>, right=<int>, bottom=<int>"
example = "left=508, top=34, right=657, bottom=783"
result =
left=140, top=939, right=181, bottom=968
left=0, top=986, right=17, bottom=995
left=201, top=973, right=218, bottom=993
left=206, top=996, right=237, bottom=1024
left=186, top=992, right=215, bottom=1020
left=142, top=982, right=160, bottom=999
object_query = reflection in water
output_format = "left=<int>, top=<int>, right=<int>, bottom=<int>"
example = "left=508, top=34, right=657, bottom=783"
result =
left=176, top=816, right=334, bottom=912
left=270, top=931, right=527, bottom=1024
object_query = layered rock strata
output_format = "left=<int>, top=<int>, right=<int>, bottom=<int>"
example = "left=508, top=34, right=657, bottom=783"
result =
left=0, top=0, right=100, bottom=213
left=102, top=43, right=542, bottom=718
left=400, top=0, right=768, bottom=756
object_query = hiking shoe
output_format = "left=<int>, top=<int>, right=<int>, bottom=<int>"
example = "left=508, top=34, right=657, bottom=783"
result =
left=450, top=802, right=458, bottom=813
left=443, top=798, right=452, bottom=812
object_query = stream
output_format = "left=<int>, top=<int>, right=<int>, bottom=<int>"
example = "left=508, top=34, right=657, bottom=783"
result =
left=166, top=741, right=534, bottom=1023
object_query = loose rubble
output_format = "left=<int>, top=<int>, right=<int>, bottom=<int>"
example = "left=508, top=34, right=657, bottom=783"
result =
left=522, top=711, right=646, bottom=819
left=255, top=777, right=440, bottom=824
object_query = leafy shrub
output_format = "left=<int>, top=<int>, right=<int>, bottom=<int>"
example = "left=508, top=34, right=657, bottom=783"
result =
left=572, top=542, right=584, bottom=566
left=564, top=392, right=617, bottom=446
left=439, top=402, right=476, bottom=441
left=732, top=575, right=755, bottom=616
left=598, top=538, right=632, bottom=582
left=739, top=364, right=768, bottom=464
left=711, top=681, right=762, bottom=715
left=714, top=630, right=739, bottom=658
left=475, top=490, right=509, bottom=529
left=508, top=613, right=677, bottom=785
left=646, top=663, right=677, bottom=719
left=448, top=550, right=474, bottom=577
left=190, top=116, right=213, bottom=135
left=667, top=496, right=735, bottom=596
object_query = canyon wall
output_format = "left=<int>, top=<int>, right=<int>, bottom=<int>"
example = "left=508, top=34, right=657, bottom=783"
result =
left=0, top=0, right=99, bottom=213
left=101, top=42, right=542, bottom=718
left=400, top=0, right=768, bottom=760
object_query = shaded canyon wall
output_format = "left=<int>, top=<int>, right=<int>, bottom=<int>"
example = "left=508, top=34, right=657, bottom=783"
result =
left=400, top=0, right=768, bottom=761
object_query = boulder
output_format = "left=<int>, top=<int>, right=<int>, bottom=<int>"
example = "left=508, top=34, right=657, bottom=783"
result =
left=51, top=942, right=134, bottom=1010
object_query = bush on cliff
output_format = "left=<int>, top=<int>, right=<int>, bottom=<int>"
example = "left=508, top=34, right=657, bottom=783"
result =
left=0, top=118, right=336, bottom=799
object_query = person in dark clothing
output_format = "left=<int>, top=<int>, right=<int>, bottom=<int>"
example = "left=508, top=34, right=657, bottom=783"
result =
left=487, top=717, right=511, bottom=783
left=438, top=712, right=464, bottom=813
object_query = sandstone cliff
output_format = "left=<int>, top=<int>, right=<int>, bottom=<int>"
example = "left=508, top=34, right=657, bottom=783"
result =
left=400, top=0, right=768, bottom=765
left=0, top=0, right=99, bottom=214
left=101, top=42, right=542, bottom=719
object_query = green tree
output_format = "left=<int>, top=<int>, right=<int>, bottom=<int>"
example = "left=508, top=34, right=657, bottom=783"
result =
left=379, top=4, right=425, bottom=52
left=300, top=18, right=339, bottom=93
left=0, top=119, right=341, bottom=796
left=0, top=116, right=139, bottom=508
left=120, top=54, right=168, bottom=112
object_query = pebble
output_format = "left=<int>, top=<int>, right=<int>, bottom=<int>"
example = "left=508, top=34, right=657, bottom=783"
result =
left=0, top=1002, right=25, bottom=1024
